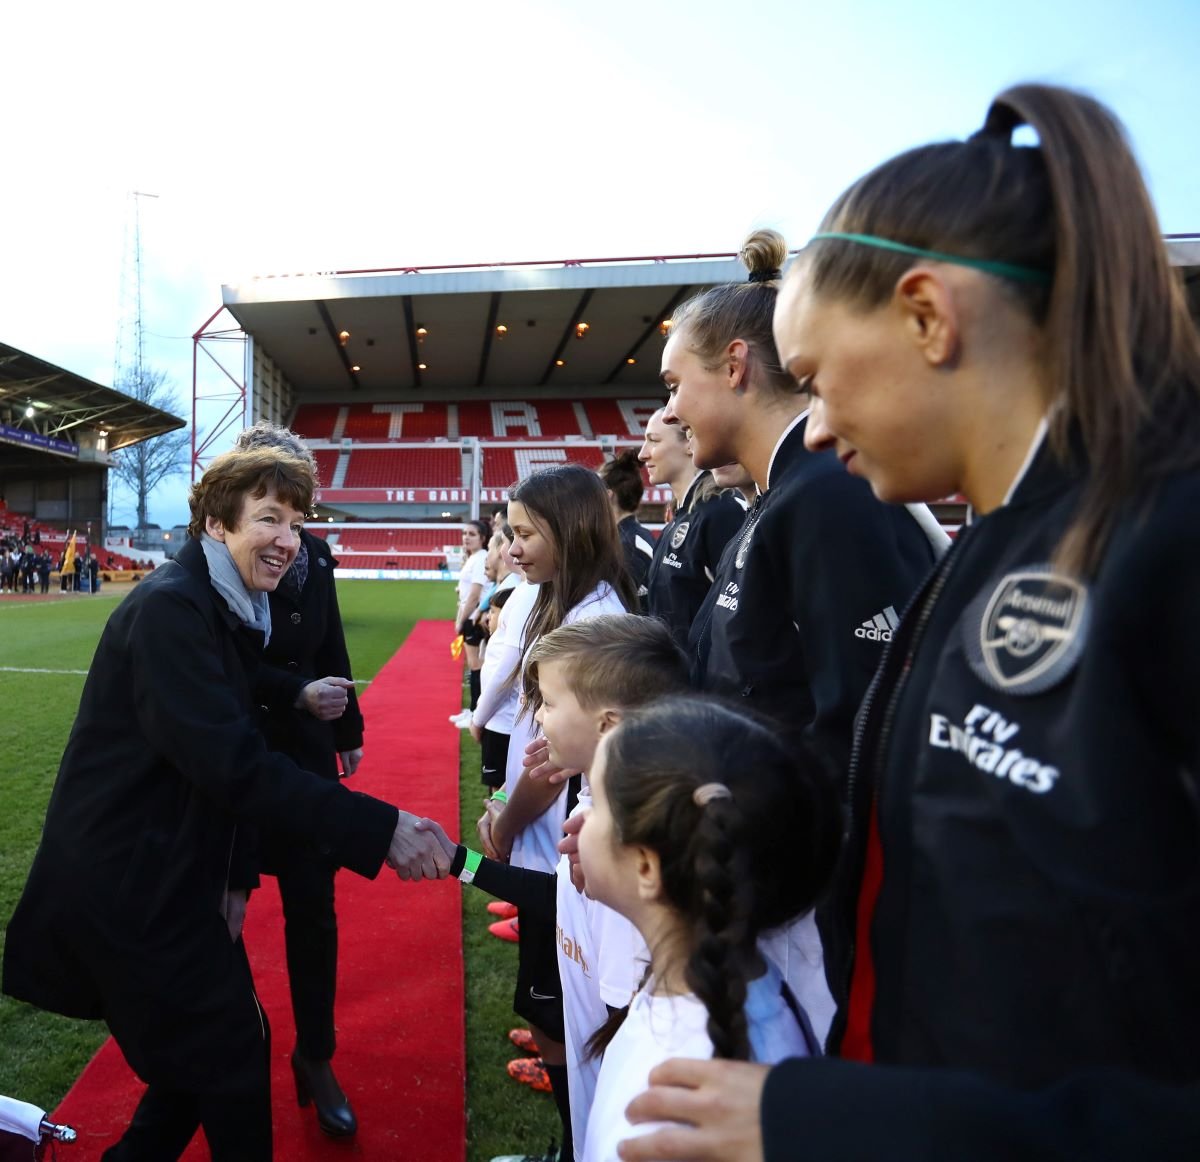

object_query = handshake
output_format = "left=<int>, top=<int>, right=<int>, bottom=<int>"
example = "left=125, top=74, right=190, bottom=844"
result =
left=384, top=810, right=458, bottom=881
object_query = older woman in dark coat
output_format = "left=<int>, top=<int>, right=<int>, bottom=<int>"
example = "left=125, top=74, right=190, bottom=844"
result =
left=2, top=446, right=447, bottom=1161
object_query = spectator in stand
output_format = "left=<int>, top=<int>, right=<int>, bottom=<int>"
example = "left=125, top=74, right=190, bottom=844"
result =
left=599, top=449, right=655, bottom=612
left=639, top=408, right=745, bottom=651
left=233, top=422, right=366, bottom=1140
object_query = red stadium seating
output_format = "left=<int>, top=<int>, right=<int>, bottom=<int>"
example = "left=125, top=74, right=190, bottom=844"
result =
left=292, top=403, right=344, bottom=441
left=332, top=528, right=454, bottom=552
left=293, top=402, right=452, bottom=441
left=480, top=445, right=605, bottom=489
left=459, top=400, right=583, bottom=439
left=282, top=396, right=965, bottom=542
left=343, top=403, right=450, bottom=440
left=584, top=398, right=662, bottom=439
left=341, top=448, right=461, bottom=489
left=313, top=449, right=341, bottom=489
left=293, top=398, right=661, bottom=443
left=340, top=408, right=391, bottom=441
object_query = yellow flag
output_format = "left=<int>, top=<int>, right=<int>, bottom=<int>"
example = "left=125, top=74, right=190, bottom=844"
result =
left=61, top=531, right=77, bottom=574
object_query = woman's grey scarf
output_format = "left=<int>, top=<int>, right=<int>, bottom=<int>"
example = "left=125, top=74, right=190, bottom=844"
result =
left=200, top=533, right=272, bottom=646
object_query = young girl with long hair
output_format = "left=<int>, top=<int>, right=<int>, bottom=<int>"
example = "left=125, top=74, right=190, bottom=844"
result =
left=480, top=463, right=637, bottom=1155
left=618, top=83, right=1200, bottom=1162
left=420, top=614, right=692, bottom=1160
left=577, top=696, right=840, bottom=1162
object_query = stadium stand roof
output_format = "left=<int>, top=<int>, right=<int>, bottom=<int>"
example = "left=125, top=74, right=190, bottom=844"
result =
left=0, top=340, right=185, bottom=464
left=220, top=240, right=1199, bottom=400
left=220, top=254, right=746, bottom=396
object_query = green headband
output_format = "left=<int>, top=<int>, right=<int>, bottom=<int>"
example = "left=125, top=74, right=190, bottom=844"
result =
left=809, top=231, right=1052, bottom=286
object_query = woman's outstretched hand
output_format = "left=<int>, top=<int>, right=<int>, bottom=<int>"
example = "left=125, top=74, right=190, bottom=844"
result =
left=386, top=811, right=452, bottom=881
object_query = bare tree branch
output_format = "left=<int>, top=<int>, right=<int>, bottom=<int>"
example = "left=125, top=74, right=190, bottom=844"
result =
left=110, top=366, right=190, bottom=532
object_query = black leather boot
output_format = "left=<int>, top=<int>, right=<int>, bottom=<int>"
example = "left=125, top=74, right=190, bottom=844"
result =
left=291, top=1050, right=358, bottom=1138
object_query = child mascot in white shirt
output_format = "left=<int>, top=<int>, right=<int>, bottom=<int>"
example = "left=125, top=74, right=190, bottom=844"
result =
left=576, top=696, right=840, bottom=1162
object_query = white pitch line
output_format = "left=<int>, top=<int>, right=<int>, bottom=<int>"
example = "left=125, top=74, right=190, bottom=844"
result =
left=0, top=666, right=90, bottom=675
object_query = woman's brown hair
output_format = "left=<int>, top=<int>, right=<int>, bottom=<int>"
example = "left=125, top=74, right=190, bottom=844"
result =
left=802, top=83, right=1200, bottom=576
left=187, top=447, right=314, bottom=538
left=598, top=448, right=646, bottom=515
left=669, top=229, right=797, bottom=395
left=508, top=464, right=637, bottom=706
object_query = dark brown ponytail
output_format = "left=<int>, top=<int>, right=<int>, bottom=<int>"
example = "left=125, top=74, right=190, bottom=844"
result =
left=599, top=448, right=646, bottom=514
left=805, top=83, right=1200, bottom=575
left=670, top=230, right=798, bottom=396
left=585, top=697, right=840, bottom=1060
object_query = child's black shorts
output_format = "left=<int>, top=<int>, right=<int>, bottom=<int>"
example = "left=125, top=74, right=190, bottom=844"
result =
left=480, top=728, right=510, bottom=789
left=513, top=912, right=565, bottom=1042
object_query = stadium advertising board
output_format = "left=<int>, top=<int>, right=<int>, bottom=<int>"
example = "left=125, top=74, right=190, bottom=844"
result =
left=0, top=423, right=78, bottom=457
left=315, top=487, right=674, bottom=505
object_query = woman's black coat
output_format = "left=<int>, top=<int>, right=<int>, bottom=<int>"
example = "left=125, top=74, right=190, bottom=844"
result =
left=2, top=536, right=397, bottom=1035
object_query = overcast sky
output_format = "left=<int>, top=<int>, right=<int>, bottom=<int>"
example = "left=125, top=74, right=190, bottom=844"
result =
left=3, top=0, right=1196, bottom=528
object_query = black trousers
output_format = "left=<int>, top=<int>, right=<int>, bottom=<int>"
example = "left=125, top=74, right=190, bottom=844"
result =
left=101, top=1077, right=271, bottom=1162
left=100, top=938, right=271, bottom=1161
left=275, top=854, right=339, bottom=1062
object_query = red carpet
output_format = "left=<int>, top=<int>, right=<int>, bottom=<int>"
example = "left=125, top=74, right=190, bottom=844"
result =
left=52, top=620, right=466, bottom=1160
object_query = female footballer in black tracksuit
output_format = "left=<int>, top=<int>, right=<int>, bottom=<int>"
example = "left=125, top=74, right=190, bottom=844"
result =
left=639, top=408, right=746, bottom=650
left=660, top=229, right=945, bottom=1044
left=618, top=85, right=1200, bottom=1162
left=663, top=231, right=943, bottom=770
left=687, top=411, right=940, bottom=766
